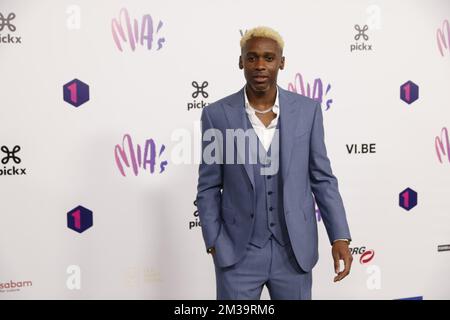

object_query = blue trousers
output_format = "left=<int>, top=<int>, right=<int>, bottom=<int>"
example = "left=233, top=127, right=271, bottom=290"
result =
left=214, top=237, right=312, bottom=300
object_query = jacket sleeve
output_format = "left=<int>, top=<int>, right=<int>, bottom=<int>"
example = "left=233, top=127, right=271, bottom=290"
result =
left=308, top=102, right=352, bottom=244
left=196, top=107, right=223, bottom=250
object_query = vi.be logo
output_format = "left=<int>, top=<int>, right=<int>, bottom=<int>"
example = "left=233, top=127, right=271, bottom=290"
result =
left=67, top=205, right=93, bottom=233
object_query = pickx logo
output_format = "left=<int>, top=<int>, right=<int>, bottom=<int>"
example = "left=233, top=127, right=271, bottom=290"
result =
left=188, top=199, right=201, bottom=230
left=0, top=13, right=22, bottom=44
left=350, top=24, right=373, bottom=52
left=187, top=81, right=210, bottom=111
left=0, top=145, right=27, bottom=176
left=349, top=246, right=375, bottom=264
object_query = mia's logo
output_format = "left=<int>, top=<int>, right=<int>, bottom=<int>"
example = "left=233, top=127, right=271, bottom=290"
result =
left=111, top=8, right=165, bottom=52
left=350, top=24, right=372, bottom=52
left=435, top=127, right=449, bottom=163
left=187, top=81, right=209, bottom=111
left=0, top=12, right=22, bottom=44
left=287, top=73, right=333, bottom=110
left=114, top=134, right=168, bottom=177
left=0, top=145, right=26, bottom=176
left=437, top=19, right=450, bottom=57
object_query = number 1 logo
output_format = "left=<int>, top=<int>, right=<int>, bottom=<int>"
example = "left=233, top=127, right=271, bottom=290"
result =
left=63, top=79, right=90, bottom=107
left=67, top=205, right=93, bottom=233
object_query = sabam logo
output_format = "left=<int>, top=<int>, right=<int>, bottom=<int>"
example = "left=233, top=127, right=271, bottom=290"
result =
left=189, top=199, right=201, bottom=230
left=187, top=81, right=210, bottom=111
left=0, top=12, right=22, bottom=44
left=350, top=24, right=372, bottom=52
left=0, top=145, right=26, bottom=176
left=349, top=246, right=375, bottom=264
left=435, top=127, right=450, bottom=163
left=114, top=134, right=168, bottom=177
left=111, top=8, right=165, bottom=52
left=437, top=19, right=450, bottom=57
left=287, top=73, right=333, bottom=110
left=0, top=280, right=33, bottom=293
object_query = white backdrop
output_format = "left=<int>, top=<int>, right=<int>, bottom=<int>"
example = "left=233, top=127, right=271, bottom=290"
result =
left=0, top=0, right=449, bottom=299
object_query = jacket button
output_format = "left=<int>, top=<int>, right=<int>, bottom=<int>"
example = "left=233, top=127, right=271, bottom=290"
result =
left=268, top=191, right=273, bottom=195
left=270, top=222, right=276, bottom=227
left=250, top=214, right=254, bottom=218
left=269, top=207, right=274, bottom=211
left=267, top=175, right=272, bottom=179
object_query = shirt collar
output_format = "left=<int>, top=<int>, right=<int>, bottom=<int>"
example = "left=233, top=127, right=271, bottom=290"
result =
left=244, top=85, right=280, bottom=116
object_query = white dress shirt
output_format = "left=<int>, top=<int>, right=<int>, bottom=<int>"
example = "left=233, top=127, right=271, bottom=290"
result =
left=244, top=86, right=280, bottom=152
left=243, top=86, right=349, bottom=245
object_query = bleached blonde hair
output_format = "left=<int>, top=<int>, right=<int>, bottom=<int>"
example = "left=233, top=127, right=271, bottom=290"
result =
left=240, top=26, right=284, bottom=52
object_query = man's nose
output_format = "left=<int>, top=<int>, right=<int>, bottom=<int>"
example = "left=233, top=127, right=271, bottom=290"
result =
left=255, top=58, right=266, bottom=70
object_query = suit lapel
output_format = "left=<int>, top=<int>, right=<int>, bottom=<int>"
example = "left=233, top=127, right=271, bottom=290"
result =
left=221, top=86, right=303, bottom=190
left=222, top=87, right=255, bottom=190
left=279, top=86, right=302, bottom=184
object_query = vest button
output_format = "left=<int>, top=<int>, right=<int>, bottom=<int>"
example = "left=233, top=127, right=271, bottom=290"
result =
left=267, top=175, right=272, bottom=179
left=268, top=191, right=273, bottom=195
left=270, top=222, right=276, bottom=227
left=250, top=214, right=254, bottom=218
left=269, top=207, right=274, bottom=211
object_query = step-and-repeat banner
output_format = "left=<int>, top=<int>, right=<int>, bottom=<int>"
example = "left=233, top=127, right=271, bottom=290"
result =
left=1, top=0, right=449, bottom=299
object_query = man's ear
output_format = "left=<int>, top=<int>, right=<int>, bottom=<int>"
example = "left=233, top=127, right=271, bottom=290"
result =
left=279, top=56, right=285, bottom=70
left=239, top=56, right=243, bottom=69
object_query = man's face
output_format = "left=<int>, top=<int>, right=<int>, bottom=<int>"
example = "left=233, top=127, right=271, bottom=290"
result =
left=239, top=37, right=285, bottom=93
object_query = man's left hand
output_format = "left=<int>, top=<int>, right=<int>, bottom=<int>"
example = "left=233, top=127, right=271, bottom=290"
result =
left=332, top=240, right=353, bottom=282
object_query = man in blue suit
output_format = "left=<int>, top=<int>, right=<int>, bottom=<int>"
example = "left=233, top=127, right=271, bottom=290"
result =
left=196, top=26, right=352, bottom=300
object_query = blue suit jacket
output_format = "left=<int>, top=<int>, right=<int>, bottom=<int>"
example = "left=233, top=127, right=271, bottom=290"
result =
left=196, top=86, right=351, bottom=271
